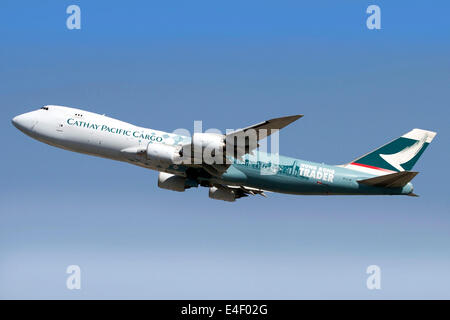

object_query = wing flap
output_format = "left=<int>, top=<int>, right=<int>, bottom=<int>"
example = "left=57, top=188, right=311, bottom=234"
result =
left=225, top=185, right=268, bottom=198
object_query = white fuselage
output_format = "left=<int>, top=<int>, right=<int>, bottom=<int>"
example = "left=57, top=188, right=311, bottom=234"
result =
left=12, top=105, right=188, bottom=174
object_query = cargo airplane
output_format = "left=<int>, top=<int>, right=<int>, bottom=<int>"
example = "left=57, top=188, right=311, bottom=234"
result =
left=12, top=105, right=436, bottom=201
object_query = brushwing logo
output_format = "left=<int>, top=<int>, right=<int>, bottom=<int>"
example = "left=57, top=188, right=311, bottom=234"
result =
left=379, top=135, right=428, bottom=171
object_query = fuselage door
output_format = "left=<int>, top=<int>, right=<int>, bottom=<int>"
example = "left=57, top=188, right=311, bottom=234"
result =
left=56, top=121, right=64, bottom=133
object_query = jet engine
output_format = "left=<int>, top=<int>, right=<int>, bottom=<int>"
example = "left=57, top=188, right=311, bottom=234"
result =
left=183, top=132, right=226, bottom=163
left=192, top=132, right=225, bottom=150
left=158, top=172, right=187, bottom=192
left=208, top=185, right=236, bottom=202
left=147, top=143, right=182, bottom=166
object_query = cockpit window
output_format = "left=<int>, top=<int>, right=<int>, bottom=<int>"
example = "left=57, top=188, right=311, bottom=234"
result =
left=40, top=106, right=49, bottom=110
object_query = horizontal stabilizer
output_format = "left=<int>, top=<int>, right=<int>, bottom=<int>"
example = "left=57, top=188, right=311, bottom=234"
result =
left=358, top=171, right=419, bottom=188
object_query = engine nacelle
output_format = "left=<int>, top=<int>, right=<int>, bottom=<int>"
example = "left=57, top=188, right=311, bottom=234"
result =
left=158, top=172, right=187, bottom=192
left=147, top=143, right=181, bottom=166
left=192, top=133, right=225, bottom=151
left=188, top=133, right=226, bottom=163
left=208, top=186, right=236, bottom=202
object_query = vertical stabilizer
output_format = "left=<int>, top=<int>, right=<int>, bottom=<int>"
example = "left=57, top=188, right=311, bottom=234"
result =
left=342, top=129, right=436, bottom=175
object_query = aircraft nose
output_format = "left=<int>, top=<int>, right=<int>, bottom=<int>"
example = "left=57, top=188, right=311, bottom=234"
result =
left=11, top=112, right=38, bottom=133
left=11, top=115, right=20, bottom=127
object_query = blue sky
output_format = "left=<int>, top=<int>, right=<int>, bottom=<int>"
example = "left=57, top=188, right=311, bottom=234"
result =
left=1, top=1, right=449, bottom=299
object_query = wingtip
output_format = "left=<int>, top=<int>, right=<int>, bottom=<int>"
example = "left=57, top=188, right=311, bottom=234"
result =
left=284, top=114, right=303, bottom=122
left=282, top=114, right=303, bottom=126
left=268, top=114, right=303, bottom=122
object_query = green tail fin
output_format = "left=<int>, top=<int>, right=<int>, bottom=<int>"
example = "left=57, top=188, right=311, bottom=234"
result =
left=344, top=129, right=436, bottom=174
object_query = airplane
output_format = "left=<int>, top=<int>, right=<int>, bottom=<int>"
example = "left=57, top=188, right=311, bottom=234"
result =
left=12, top=105, right=436, bottom=201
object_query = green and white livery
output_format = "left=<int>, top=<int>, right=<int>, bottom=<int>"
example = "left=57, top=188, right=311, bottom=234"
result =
left=12, top=105, right=436, bottom=201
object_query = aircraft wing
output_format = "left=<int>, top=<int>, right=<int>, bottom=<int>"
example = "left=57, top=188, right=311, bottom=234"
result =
left=181, top=114, right=303, bottom=177
left=216, top=184, right=269, bottom=200
left=225, top=114, right=303, bottom=159
left=226, top=185, right=268, bottom=197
